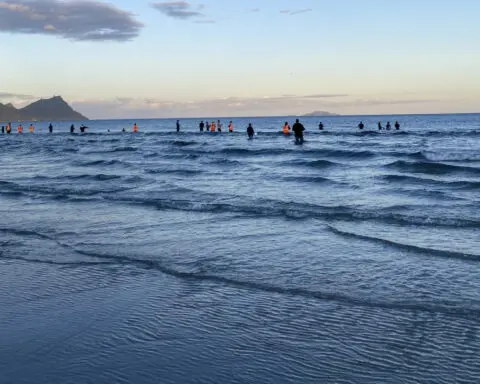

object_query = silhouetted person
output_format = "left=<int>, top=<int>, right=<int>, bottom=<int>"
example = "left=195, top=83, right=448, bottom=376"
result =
left=176, top=120, right=180, bottom=132
left=386, top=122, right=391, bottom=130
left=318, top=122, right=324, bottom=130
left=247, top=123, right=254, bottom=139
left=70, top=124, right=75, bottom=133
left=1, top=126, right=4, bottom=134
left=358, top=121, right=365, bottom=130
left=217, top=120, right=222, bottom=132
left=206, top=121, right=210, bottom=131
left=122, top=128, right=126, bottom=133
left=292, top=119, right=305, bottom=144
left=199, top=121, right=205, bottom=132
left=395, top=121, right=400, bottom=130
left=378, top=122, right=383, bottom=130
left=48, top=123, right=53, bottom=133
left=80, top=124, right=87, bottom=133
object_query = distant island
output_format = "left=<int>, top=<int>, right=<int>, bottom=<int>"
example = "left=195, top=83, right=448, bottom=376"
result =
left=0, top=96, right=88, bottom=122
left=302, top=110, right=340, bottom=117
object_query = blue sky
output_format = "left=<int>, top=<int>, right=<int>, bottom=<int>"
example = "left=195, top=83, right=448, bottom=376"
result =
left=1, top=0, right=479, bottom=118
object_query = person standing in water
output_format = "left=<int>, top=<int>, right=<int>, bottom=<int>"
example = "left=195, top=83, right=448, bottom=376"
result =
left=206, top=121, right=210, bottom=131
left=176, top=120, right=180, bottom=132
left=133, top=123, right=138, bottom=133
left=1, top=126, right=4, bottom=134
left=395, top=121, right=400, bottom=130
left=358, top=121, right=365, bottom=130
left=283, top=121, right=291, bottom=136
left=48, top=123, right=53, bottom=133
left=6, top=123, right=11, bottom=134
left=228, top=121, right=234, bottom=132
left=386, top=122, right=391, bottom=130
left=217, top=120, right=222, bottom=132
left=247, top=123, right=254, bottom=139
left=211, top=121, right=216, bottom=132
left=292, top=119, right=305, bottom=144
left=199, top=121, right=205, bottom=132
left=318, top=122, right=324, bottom=130
left=378, top=122, right=383, bottom=130
left=29, top=124, right=34, bottom=133
left=17, top=124, right=23, bottom=134
left=70, top=124, right=75, bottom=133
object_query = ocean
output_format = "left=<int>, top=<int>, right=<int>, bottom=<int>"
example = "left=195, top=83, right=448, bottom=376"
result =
left=1, top=114, right=479, bottom=384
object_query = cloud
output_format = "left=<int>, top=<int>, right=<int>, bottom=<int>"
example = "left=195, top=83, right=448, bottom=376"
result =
left=280, top=9, right=313, bottom=15
left=0, top=0, right=143, bottom=42
left=250, top=8, right=260, bottom=13
left=0, top=91, right=36, bottom=101
left=151, top=1, right=204, bottom=19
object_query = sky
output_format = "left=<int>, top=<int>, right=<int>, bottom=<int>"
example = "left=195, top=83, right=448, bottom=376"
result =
left=1, top=0, right=479, bottom=119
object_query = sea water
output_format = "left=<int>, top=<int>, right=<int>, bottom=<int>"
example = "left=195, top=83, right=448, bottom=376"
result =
left=1, top=114, right=479, bottom=383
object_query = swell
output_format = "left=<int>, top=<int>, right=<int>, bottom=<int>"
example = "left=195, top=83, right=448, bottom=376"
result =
left=326, top=225, right=480, bottom=262
left=385, top=160, right=480, bottom=175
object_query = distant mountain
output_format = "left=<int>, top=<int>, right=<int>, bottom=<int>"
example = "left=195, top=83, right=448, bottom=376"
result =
left=0, top=96, right=88, bottom=122
left=303, top=110, right=340, bottom=117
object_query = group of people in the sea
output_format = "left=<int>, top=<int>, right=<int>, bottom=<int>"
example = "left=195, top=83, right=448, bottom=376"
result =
left=2, top=119, right=401, bottom=144
left=1, top=123, right=89, bottom=134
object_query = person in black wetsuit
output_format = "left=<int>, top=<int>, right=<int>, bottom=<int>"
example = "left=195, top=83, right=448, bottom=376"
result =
left=48, top=123, right=53, bottom=133
left=176, top=120, right=180, bottom=132
left=395, top=121, right=400, bottom=130
left=292, top=119, right=305, bottom=144
left=206, top=121, right=210, bottom=131
left=199, top=121, right=205, bottom=132
left=386, top=122, right=391, bottom=130
left=1, top=126, right=4, bottom=134
left=79, top=124, right=87, bottom=133
left=217, top=120, right=222, bottom=132
left=378, top=122, right=383, bottom=130
left=358, top=121, right=365, bottom=130
left=319, top=122, right=324, bottom=130
left=70, top=124, right=75, bottom=133
left=247, top=123, right=254, bottom=139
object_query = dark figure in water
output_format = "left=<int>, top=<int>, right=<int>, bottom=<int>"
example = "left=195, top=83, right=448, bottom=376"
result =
left=386, top=122, right=391, bottom=130
left=1, top=126, right=4, bottom=134
left=292, top=119, right=305, bottom=144
left=176, top=120, right=180, bottom=132
left=319, top=122, right=324, bottom=130
left=395, top=121, right=400, bottom=130
left=206, top=121, right=210, bottom=131
left=122, top=128, right=126, bottom=133
left=80, top=125, right=87, bottom=133
left=247, top=123, right=254, bottom=139
left=217, top=120, right=222, bottom=132
left=48, top=123, right=53, bottom=133
left=199, top=121, right=205, bottom=132
left=358, top=121, right=365, bottom=130
left=378, top=122, right=383, bottom=130
left=6, top=123, right=11, bottom=134
left=70, top=124, right=75, bottom=133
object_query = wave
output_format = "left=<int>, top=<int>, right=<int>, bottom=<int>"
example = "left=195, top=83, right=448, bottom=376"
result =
left=33, top=174, right=122, bottom=182
left=408, top=151, right=480, bottom=162
left=326, top=225, right=480, bottom=262
left=3, top=224, right=478, bottom=319
left=385, top=160, right=480, bottom=175
left=281, top=176, right=338, bottom=184
left=291, top=159, right=341, bottom=168
left=145, top=169, right=203, bottom=176
left=382, top=174, right=480, bottom=189
left=77, top=159, right=128, bottom=167
left=172, top=140, right=198, bottom=147
left=111, top=196, right=480, bottom=229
